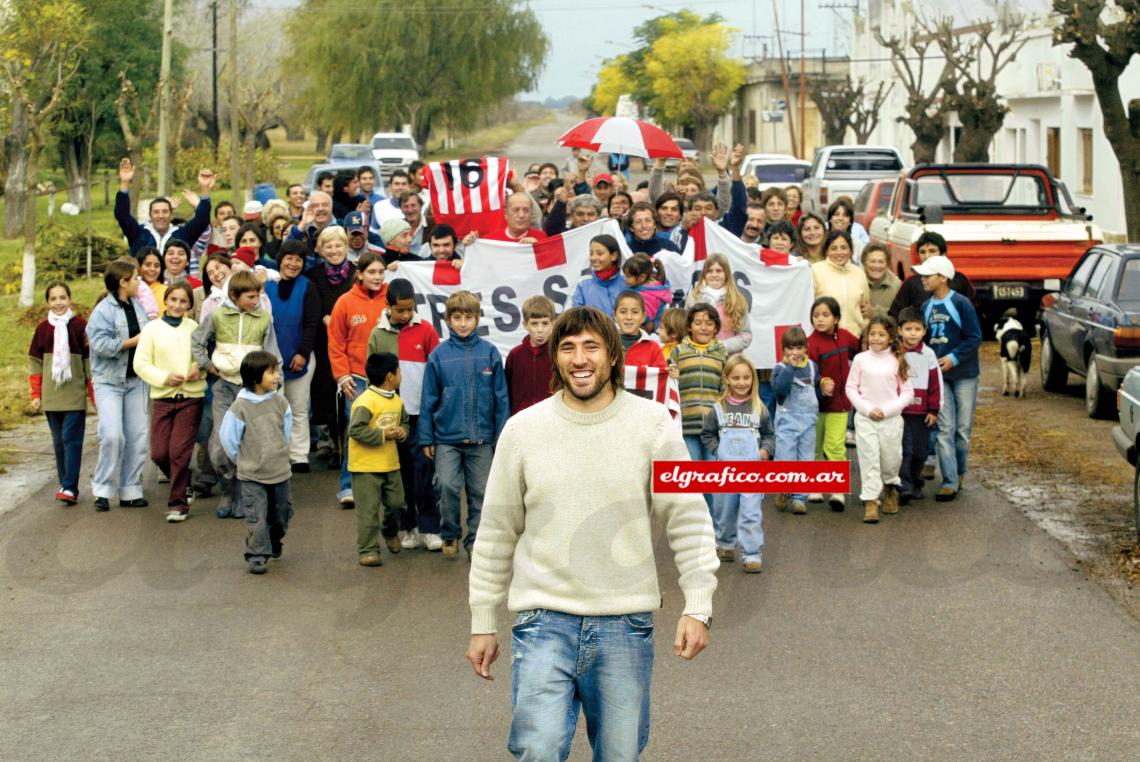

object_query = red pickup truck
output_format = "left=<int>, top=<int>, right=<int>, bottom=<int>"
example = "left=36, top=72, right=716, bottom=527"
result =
left=868, top=164, right=1102, bottom=324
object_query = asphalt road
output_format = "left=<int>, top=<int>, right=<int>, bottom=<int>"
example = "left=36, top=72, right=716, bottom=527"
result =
left=3, top=121, right=1139, bottom=759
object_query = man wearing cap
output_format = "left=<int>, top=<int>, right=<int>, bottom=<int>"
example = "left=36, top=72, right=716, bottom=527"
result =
left=342, top=211, right=371, bottom=263
left=591, top=173, right=616, bottom=210
left=242, top=200, right=264, bottom=224
left=913, top=254, right=981, bottom=503
left=114, top=158, right=216, bottom=256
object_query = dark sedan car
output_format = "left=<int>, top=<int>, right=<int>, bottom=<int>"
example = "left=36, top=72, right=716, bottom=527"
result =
left=1040, top=244, right=1140, bottom=418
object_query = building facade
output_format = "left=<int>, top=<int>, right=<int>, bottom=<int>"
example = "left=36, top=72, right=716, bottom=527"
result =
left=851, top=0, right=1139, bottom=240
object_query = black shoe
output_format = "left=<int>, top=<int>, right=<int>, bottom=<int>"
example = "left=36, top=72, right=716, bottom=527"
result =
left=94, top=497, right=110, bottom=512
left=119, top=498, right=148, bottom=508
left=899, top=491, right=912, bottom=506
left=291, top=462, right=310, bottom=474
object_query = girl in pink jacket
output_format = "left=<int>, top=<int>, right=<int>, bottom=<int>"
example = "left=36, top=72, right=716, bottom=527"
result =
left=846, top=315, right=914, bottom=524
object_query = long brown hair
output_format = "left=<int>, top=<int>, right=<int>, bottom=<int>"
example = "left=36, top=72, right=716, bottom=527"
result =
left=692, top=253, right=747, bottom=331
left=96, top=258, right=139, bottom=304
left=549, top=306, right=625, bottom=395
left=864, top=315, right=908, bottom=379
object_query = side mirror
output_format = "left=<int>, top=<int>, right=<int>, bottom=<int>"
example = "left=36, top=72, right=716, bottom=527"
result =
left=920, top=204, right=944, bottom=225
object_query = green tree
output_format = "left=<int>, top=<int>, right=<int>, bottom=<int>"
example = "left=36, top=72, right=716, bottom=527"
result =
left=589, top=55, right=636, bottom=116
left=643, top=21, right=746, bottom=148
left=288, top=0, right=548, bottom=148
left=0, top=0, right=90, bottom=304
left=52, top=0, right=172, bottom=211
left=1053, top=0, right=1140, bottom=241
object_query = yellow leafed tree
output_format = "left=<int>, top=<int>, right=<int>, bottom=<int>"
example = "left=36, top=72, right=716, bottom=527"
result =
left=591, top=55, right=634, bottom=116
left=644, top=21, right=745, bottom=147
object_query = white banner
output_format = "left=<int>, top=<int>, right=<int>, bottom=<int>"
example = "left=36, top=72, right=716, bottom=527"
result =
left=388, top=217, right=814, bottom=369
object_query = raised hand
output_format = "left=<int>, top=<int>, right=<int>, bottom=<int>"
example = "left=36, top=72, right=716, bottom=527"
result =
left=197, top=168, right=216, bottom=195
left=712, top=143, right=729, bottom=174
left=118, top=158, right=135, bottom=189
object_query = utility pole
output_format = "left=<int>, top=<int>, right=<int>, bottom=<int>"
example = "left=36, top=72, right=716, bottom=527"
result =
left=211, top=0, right=219, bottom=163
left=229, top=0, right=242, bottom=204
left=800, top=0, right=806, bottom=159
left=770, top=0, right=798, bottom=156
left=156, top=0, right=174, bottom=196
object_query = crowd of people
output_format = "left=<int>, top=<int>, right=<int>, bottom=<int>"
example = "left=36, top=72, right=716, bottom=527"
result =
left=28, top=142, right=982, bottom=577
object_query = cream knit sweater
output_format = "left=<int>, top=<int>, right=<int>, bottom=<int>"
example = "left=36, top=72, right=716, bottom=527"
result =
left=469, top=388, right=719, bottom=635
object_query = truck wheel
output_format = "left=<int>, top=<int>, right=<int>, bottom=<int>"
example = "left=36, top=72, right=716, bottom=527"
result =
left=1084, top=354, right=1114, bottom=419
left=1134, top=459, right=1140, bottom=541
left=1039, top=328, right=1068, bottom=393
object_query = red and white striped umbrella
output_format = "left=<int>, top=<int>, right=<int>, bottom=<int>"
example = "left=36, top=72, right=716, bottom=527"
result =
left=556, top=117, right=683, bottom=159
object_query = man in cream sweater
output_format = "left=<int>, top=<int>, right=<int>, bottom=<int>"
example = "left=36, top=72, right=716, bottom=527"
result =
left=467, top=306, right=719, bottom=760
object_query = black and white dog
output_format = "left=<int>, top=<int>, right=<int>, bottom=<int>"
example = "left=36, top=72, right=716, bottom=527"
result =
left=994, top=314, right=1032, bottom=398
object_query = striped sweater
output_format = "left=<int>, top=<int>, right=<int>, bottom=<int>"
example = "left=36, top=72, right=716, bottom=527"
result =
left=668, top=337, right=727, bottom=435
left=902, top=342, right=943, bottom=416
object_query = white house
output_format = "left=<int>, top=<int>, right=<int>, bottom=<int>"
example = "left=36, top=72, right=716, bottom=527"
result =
left=851, top=0, right=1139, bottom=240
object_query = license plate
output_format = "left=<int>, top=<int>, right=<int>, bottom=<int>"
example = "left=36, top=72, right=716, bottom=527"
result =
left=993, top=284, right=1027, bottom=300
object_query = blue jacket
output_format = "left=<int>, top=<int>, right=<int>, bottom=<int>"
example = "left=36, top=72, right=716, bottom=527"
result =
left=114, top=191, right=212, bottom=256
left=86, top=295, right=151, bottom=384
left=417, top=332, right=509, bottom=446
left=922, top=290, right=981, bottom=381
left=718, top=179, right=748, bottom=237
left=572, top=270, right=626, bottom=314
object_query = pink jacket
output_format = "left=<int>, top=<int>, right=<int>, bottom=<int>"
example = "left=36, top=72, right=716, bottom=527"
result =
left=845, top=349, right=913, bottom=419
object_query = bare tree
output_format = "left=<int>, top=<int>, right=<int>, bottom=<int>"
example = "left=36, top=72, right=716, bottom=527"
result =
left=1053, top=0, right=1140, bottom=241
left=874, top=20, right=960, bottom=164
left=116, top=71, right=162, bottom=209
left=851, top=80, right=893, bottom=144
left=808, top=77, right=859, bottom=145
left=937, top=13, right=1029, bottom=161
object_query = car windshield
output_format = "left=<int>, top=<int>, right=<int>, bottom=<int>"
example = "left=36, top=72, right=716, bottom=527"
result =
left=826, top=151, right=902, bottom=172
left=1119, top=259, right=1140, bottom=302
left=905, top=171, right=1055, bottom=213
left=330, top=145, right=372, bottom=160
left=754, top=163, right=809, bottom=183
left=675, top=139, right=695, bottom=150
left=372, top=137, right=415, bottom=150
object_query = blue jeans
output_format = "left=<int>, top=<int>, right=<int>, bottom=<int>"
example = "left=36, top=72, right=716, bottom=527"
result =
left=435, top=442, right=492, bottom=550
left=713, top=492, right=764, bottom=561
left=937, top=376, right=979, bottom=491
left=508, top=609, right=653, bottom=761
left=46, top=410, right=86, bottom=494
left=775, top=406, right=818, bottom=502
left=338, top=376, right=368, bottom=500
left=92, top=378, right=149, bottom=500
left=683, top=434, right=713, bottom=512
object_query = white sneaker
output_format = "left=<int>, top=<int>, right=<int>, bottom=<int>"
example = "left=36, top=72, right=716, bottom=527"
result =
left=422, top=533, right=443, bottom=552
left=399, top=529, right=421, bottom=549
left=845, top=430, right=856, bottom=447
left=166, top=510, right=187, bottom=523
left=808, top=493, right=824, bottom=503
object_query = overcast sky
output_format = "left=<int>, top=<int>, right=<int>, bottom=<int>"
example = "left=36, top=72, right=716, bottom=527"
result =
left=525, top=0, right=843, bottom=100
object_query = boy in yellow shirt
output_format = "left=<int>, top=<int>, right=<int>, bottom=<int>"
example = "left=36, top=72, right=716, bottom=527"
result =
left=348, top=352, right=410, bottom=566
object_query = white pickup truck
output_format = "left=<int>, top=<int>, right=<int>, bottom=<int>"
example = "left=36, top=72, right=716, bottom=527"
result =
left=800, top=145, right=905, bottom=216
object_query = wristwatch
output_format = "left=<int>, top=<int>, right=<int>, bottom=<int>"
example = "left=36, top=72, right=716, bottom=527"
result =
left=686, top=613, right=712, bottom=630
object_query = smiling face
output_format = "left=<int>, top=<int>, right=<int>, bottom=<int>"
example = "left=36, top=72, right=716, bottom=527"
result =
left=826, top=236, right=852, bottom=267
left=164, top=246, right=188, bottom=277
left=769, top=232, right=792, bottom=254
left=783, top=343, right=806, bottom=365
left=630, top=209, right=656, bottom=241
left=691, top=199, right=718, bottom=220
left=725, top=362, right=755, bottom=400
left=702, top=261, right=727, bottom=289
left=689, top=310, right=718, bottom=344
left=358, top=170, right=375, bottom=194
left=149, top=201, right=172, bottom=233
left=288, top=185, right=306, bottom=210
left=401, top=195, right=423, bottom=226
left=279, top=253, right=305, bottom=280
left=800, top=218, right=824, bottom=248
left=309, top=193, right=332, bottom=224
left=863, top=248, right=888, bottom=281
left=258, top=364, right=281, bottom=393
left=867, top=323, right=892, bottom=352
left=555, top=329, right=613, bottom=405
left=319, top=236, right=348, bottom=265
left=614, top=297, right=645, bottom=336
left=764, top=197, right=786, bottom=222
left=205, top=259, right=230, bottom=287
left=571, top=203, right=599, bottom=227
left=785, top=187, right=801, bottom=210
left=164, top=288, right=191, bottom=319
left=429, top=236, right=456, bottom=261
left=47, top=284, right=71, bottom=316
left=657, top=199, right=681, bottom=228
left=139, top=254, right=161, bottom=284
left=588, top=242, right=618, bottom=272
left=743, top=207, right=765, bottom=241
left=829, top=206, right=852, bottom=231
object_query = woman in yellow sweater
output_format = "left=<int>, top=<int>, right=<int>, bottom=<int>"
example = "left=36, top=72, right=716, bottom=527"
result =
left=811, top=229, right=871, bottom=338
left=132, top=282, right=208, bottom=522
